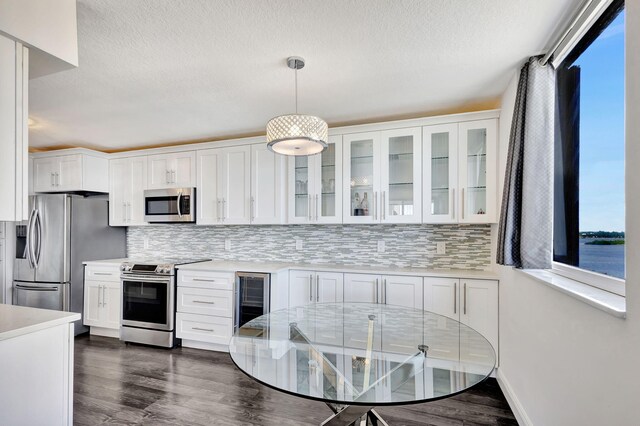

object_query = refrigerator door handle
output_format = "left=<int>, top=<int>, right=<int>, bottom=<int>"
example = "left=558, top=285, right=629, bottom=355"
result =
left=33, top=209, right=43, bottom=267
left=25, top=209, right=36, bottom=268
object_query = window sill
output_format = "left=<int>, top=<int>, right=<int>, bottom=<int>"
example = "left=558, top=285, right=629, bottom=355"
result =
left=517, top=269, right=626, bottom=318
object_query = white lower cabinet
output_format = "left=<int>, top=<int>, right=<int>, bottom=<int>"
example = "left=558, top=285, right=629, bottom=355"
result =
left=83, top=264, right=122, bottom=337
left=423, top=277, right=498, bottom=363
left=289, top=270, right=344, bottom=307
left=176, top=269, right=235, bottom=351
left=343, top=273, right=422, bottom=309
left=175, top=313, right=233, bottom=345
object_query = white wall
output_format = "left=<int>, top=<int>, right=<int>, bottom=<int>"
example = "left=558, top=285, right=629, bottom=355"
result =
left=496, top=3, right=640, bottom=425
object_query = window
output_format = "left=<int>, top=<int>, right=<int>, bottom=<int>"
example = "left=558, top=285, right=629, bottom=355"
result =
left=554, top=0, right=625, bottom=294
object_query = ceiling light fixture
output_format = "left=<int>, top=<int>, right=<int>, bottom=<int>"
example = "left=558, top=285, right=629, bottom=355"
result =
left=266, top=56, right=328, bottom=156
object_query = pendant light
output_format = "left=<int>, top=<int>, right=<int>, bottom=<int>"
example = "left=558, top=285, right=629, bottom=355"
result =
left=266, top=56, right=328, bottom=156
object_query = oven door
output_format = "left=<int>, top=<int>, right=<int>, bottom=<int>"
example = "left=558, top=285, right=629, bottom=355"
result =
left=144, top=188, right=195, bottom=223
left=121, top=274, right=174, bottom=331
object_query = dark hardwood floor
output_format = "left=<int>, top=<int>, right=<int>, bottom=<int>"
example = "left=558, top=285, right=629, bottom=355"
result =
left=74, top=335, right=517, bottom=425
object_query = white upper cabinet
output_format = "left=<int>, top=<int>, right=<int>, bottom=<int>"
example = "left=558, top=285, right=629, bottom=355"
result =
left=196, top=149, right=222, bottom=225
left=288, top=135, right=342, bottom=224
left=147, top=151, right=196, bottom=189
left=196, top=145, right=251, bottom=225
left=343, top=128, right=421, bottom=224
left=251, top=144, right=285, bottom=225
left=422, top=124, right=459, bottom=223
left=109, top=156, right=147, bottom=226
left=0, top=37, right=28, bottom=221
left=221, top=146, right=251, bottom=224
left=422, top=119, right=497, bottom=224
left=458, top=119, right=497, bottom=223
left=32, top=152, right=109, bottom=193
left=380, top=128, right=422, bottom=223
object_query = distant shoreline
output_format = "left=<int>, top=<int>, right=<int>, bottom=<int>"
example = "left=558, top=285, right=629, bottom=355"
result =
left=585, top=239, right=625, bottom=245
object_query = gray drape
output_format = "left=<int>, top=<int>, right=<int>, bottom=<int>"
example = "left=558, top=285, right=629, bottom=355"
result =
left=497, top=57, right=556, bottom=269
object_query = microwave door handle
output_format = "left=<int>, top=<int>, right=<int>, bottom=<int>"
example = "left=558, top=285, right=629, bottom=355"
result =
left=177, top=191, right=182, bottom=218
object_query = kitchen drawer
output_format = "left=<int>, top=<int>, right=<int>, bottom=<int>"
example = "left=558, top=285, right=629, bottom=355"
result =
left=84, top=265, right=121, bottom=282
left=176, top=312, right=233, bottom=345
left=177, top=270, right=235, bottom=290
left=177, top=287, right=233, bottom=317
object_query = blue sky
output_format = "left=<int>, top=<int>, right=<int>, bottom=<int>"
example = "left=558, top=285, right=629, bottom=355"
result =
left=573, top=10, right=625, bottom=232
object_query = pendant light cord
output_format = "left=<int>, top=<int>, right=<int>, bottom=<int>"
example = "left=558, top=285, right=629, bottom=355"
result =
left=294, top=66, right=298, bottom=114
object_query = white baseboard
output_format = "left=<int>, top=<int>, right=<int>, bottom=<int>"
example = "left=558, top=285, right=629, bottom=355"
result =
left=181, top=339, right=229, bottom=352
left=496, top=369, right=533, bottom=426
left=89, top=327, right=120, bottom=338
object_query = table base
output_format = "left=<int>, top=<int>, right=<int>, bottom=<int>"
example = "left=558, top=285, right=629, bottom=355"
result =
left=322, top=403, right=389, bottom=426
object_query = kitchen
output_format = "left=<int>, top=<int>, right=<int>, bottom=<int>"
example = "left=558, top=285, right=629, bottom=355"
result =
left=0, top=1, right=636, bottom=425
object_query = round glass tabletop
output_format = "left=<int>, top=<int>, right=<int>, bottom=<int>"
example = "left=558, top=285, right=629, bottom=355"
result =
left=229, top=303, right=496, bottom=407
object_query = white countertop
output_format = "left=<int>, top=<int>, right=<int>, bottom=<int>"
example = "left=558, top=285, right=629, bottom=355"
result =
left=177, top=260, right=499, bottom=280
left=0, top=305, right=81, bottom=341
left=83, top=258, right=129, bottom=266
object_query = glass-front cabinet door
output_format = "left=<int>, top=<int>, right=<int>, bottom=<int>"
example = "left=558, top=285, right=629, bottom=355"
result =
left=342, top=132, right=381, bottom=223
left=288, top=135, right=342, bottom=223
left=422, top=124, right=458, bottom=223
left=380, top=128, right=422, bottom=223
left=313, top=135, right=342, bottom=223
left=458, top=120, right=497, bottom=223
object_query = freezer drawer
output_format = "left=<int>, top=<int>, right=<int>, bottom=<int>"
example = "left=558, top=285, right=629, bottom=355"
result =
left=13, top=282, right=68, bottom=311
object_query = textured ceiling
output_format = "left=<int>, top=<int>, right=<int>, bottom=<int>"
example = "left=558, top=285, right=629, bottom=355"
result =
left=28, top=0, right=582, bottom=151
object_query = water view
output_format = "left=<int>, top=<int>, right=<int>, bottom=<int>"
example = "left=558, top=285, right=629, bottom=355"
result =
left=578, top=237, right=625, bottom=279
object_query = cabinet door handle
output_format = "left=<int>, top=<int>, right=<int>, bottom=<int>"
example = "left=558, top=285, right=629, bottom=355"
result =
left=382, top=191, right=386, bottom=220
left=451, top=188, right=455, bottom=219
left=316, top=274, right=320, bottom=301
left=461, top=188, right=465, bottom=220
left=373, top=192, right=377, bottom=220
left=97, top=284, right=102, bottom=307
left=315, top=194, right=319, bottom=221
left=123, top=202, right=127, bottom=222
left=103, top=285, right=107, bottom=307
left=55, top=172, right=60, bottom=187
left=217, top=199, right=221, bottom=222
left=172, top=170, right=176, bottom=184
left=251, top=196, right=255, bottom=221
left=383, top=278, right=387, bottom=304
left=375, top=278, right=379, bottom=303
left=192, top=300, right=215, bottom=305
left=50, top=172, right=54, bottom=187
left=453, top=282, right=457, bottom=314
left=308, top=195, right=312, bottom=221
left=166, top=170, right=170, bottom=184
left=192, top=278, right=216, bottom=283
left=192, top=327, right=214, bottom=332
left=463, top=282, right=467, bottom=315
left=126, top=202, right=131, bottom=222
left=93, top=272, right=112, bottom=276
left=309, top=274, right=313, bottom=302
left=222, top=198, right=226, bottom=221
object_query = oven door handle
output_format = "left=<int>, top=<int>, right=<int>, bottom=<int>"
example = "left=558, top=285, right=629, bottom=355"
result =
left=121, top=274, right=173, bottom=283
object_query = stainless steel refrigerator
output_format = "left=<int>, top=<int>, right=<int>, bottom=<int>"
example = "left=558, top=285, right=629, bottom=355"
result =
left=13, top=194, right=126, bottom=334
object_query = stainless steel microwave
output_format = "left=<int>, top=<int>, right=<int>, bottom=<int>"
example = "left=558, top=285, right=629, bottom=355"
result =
left=144, top=188, right=195, bottom=223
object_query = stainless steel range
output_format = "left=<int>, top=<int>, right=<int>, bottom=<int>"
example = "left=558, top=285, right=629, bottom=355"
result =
left=120, top=258, right=209, bottom=348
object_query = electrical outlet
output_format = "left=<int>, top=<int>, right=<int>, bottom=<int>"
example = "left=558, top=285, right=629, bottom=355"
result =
left=295, top=239, right=303, bottom=250
left=377, top=240, right=385, bottom=253
left=143, top=237, right=150, bottom=250
left=224, top=238, right=231, bottom=251
left=436, top=242, right=446, bottom=255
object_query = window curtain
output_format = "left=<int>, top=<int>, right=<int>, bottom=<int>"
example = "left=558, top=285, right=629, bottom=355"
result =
left=497, top=57, right=556, bottom=269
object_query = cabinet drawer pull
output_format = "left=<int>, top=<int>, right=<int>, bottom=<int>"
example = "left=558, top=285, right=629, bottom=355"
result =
left=192, top=327, right=214, bottom=332
left=93, top=272, right=113, bottom=276
left=192, top=278, right=216, bottom=282
left=192, top=300, right=215, bottom=304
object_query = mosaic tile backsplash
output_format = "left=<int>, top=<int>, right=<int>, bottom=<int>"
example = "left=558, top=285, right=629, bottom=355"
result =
left=127, top=224, right=491, bottom=270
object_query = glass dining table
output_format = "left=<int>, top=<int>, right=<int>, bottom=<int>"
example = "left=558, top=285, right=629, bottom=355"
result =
left=228, top=303, right=496, bottom=426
